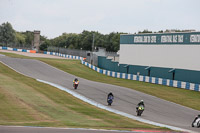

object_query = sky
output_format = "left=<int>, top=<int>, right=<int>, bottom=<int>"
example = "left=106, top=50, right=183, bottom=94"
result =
left=0, top=0, right=200, bottom=39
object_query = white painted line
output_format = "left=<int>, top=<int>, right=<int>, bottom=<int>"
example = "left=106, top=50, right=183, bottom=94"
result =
left=107, top=71, right=110, bottom=76
left=173, top=81, right=178, bottom=87
left=122, top=73, right=125, bottom=79
left=145, top=76, right=149, bottom=82
left=103, top=70, right=106, bottom=74
left=133, top=75, right=137, bottom=80
left=37, top=79, right=193, bottom=133
left=139, top=76, right=143, bottom=81
left=0, top=125, right=136, bottom=132
left=151, top=77, right=155, bottom=83
left=190, top=83, right=195, bottom=91
left=117, top=73, right=120, bottom=78
left=158, top=78, right=162, bottom=85
left=8, top=47, right=13, bottom=50
left=128, top=74, right=131, bottom=79
left=112, top=72, right=115, bottom=77
left=166, top=79, right=170, bottom=86
left=18, top=49, right=23, bottom=52
left=181, top=82, right=186, bottom=88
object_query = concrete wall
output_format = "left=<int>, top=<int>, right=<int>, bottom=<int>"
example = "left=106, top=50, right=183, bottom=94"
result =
left=119, top=44, right=200, bottom=71
left=82, top=60, right=200, bottom=92
left=98, top=56, right=200, bottom=84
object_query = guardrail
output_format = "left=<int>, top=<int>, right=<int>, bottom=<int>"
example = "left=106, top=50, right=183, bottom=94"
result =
left=43, top=51, right=83, bottom=60
left=81, top=60, right=200, bottom=92
left=0, top=46, right=36, bottom=53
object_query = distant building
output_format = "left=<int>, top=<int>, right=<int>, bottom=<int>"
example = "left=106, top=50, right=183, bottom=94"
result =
left=33, top=30, right=40, bottom=52
left=164, top=29, right=196, bottom=33
left=119, top=31, right=200, bottom=84
left=120, top=31, right=200, bottom=71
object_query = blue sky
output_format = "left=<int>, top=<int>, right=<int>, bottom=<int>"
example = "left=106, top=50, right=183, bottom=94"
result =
left=0, top=0, right=200, bottom=38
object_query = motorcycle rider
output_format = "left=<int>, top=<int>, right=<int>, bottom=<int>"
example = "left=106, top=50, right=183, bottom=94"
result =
left=192, top=114, right=200, bottom=124
left=107, top=92, right=114, bottom=105
left=107, top=92, right=114, bottom=100
left=136, top=100, right=145, bottom=110
left=73, top=78, right=79, bottom=86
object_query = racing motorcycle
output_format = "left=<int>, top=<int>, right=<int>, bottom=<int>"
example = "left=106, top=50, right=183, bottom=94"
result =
left=73, top=81, right=79, bottom=89
left=107, top=98, right=113, bottom=106
left=192, top=115, right=200, bottom=128
left=136, top=105, right=144, bottom=116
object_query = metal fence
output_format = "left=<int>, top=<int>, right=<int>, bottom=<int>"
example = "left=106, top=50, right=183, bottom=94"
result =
left=47, top=46, right=119, bottom=66
left=47, top=46, right=88, bottom=58
left=106, top=51, right=118, bottom=57
left=0, top=42, right=32, bottom=50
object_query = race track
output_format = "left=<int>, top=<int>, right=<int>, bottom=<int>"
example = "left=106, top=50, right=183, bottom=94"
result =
left=0, top=55, right=199, bottom=133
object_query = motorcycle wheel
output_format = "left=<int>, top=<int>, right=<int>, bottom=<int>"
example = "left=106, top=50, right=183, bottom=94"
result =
left=137, top=111, right=140, bottom=116
left=74, top=84, right=77, bottom=89
left=197, top=122, right=200, bottom=128
left=191, top=123, right=194, bottom=127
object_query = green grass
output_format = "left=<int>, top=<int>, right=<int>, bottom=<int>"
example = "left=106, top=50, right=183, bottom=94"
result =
left=0, top=60, right=165, bottom=131
left=0, top=52, right=32, bottom=59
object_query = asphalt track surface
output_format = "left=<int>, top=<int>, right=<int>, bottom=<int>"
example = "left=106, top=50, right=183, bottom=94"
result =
left=0, top=54, right=199, bottom=133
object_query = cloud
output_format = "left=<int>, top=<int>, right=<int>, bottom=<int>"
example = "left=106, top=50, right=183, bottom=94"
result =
left=0, top=0, right=200, bottom=38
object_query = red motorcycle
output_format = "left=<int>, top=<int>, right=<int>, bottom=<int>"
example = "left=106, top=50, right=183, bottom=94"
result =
left=73, top=81, right=79, bottom=89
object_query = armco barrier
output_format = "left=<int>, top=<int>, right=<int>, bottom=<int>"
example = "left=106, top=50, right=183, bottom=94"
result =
left=43, top=51, right=200, bottom=92
left=44, top=51, right=83, bottom=60
left=81, top=60, right=200, bottom=92
left=0, top=46, right=36, bottom=53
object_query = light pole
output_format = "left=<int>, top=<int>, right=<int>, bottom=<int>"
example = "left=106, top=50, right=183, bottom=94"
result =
left=92, top=33, right=95, bottom=52
left=92, top=33, right=95, bottom=65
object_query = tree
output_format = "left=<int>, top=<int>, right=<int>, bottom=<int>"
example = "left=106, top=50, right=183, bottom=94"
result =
left=104, top=32, right=121, bottom=52
left=79, top=30, right=93, bottom=50
left=15, top=32, right=26, bottom=45
left=38, top=29, right=127, bottom=52
left=24, top=31, right=34, bottom=46
left=39, top=40, right=50, bottom=51
left=138, top=29, right=152, bottom=34
left=0, top=22, right=16, bottom=46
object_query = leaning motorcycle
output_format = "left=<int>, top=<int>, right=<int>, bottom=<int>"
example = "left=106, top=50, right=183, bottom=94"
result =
left=136, top=105, right=144, bottom=116
left=192, top=116, right=200, bottom=128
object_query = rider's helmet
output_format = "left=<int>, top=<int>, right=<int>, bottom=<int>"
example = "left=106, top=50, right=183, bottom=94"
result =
left=141, top=100, right=144, bottom=102
left=109, top=92, right=113, bottom=96
left=75, top=78, right=78, bottom=81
